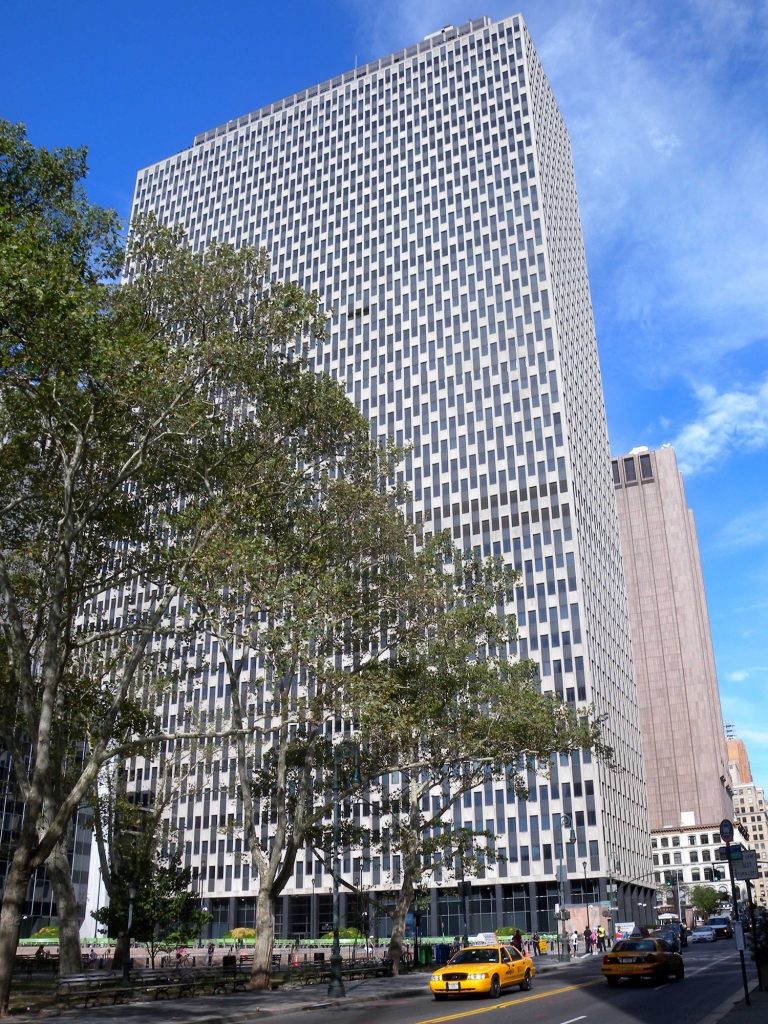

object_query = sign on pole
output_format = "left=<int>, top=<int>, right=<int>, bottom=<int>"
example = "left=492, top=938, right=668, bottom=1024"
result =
left=717, top=844, right=743, bottom=860
left=734, top=851, right=759, bottom=880
left=720, top=819, right=734, bottom=843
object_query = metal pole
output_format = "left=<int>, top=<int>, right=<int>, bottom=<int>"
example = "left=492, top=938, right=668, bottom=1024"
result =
left=558, top=815, right=571, bottom=961
left=328, top=750, right=345, bottom=997
left=122, top=888, right=135, bottom=987
left=458, top=854, right=469, bottom=946
left=583, top=861, right=589, bottom=932
left=726, top=841, right=750, bottom=1006
left=675, top=869, right=682, bottom=922
left=607, top=859, right=614, bottom=949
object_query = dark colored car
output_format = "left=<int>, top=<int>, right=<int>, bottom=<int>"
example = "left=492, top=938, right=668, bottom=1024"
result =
left=650, top=929, right=681, bottom=953
left=706, top=917, right=733, bottom=939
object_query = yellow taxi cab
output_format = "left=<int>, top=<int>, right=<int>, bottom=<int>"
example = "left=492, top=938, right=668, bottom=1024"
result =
left=429, top=944, right=535, bottom=1000
left=602, top=937, right=685, bottom=986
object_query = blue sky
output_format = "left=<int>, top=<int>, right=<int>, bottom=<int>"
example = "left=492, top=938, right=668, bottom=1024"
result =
left=3, top=1, right=767, bottom=790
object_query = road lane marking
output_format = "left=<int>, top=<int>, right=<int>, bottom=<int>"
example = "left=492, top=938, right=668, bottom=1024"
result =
left=415, top=980, right=603, bottom=1024
left=561, top=1016, right=587, bottom=1023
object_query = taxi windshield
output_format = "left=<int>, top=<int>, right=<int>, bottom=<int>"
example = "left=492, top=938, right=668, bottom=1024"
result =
left=449, top=948, right=500, bottom=964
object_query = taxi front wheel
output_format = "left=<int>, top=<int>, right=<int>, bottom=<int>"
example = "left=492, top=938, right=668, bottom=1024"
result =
left=489, top=975, right=501, bottom=998
left=520, top=971, right=532, bottom=991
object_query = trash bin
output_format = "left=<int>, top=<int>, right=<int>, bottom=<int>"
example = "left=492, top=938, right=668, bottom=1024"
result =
left=381, top=957, right=394, bottom=977
left=418, top=945, right=433, bottom=966
left=314, top=952, right=325, bottom=964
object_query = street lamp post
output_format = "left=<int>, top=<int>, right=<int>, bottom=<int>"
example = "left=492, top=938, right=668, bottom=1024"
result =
left=328, top=748, right=345, bottom=997
left=556, top=814, right=575, bottom=961
left=583, top=860, right=589, bottom=930
left=327, top=742, right=360, bottom=997
left=122, top=882, right=137, bottom=987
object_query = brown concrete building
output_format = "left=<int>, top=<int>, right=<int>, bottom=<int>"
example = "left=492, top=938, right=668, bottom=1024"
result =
left=727, top=736, right=753, bottom=785
left=612, top=446, right=733, bottom=832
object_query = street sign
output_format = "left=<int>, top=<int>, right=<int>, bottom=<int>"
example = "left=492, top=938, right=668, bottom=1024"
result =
left=720, top=819, right=734, bottom=842
left=717, top=844, right=743, bottom=860
left=734, top=851, right=759, bottom=880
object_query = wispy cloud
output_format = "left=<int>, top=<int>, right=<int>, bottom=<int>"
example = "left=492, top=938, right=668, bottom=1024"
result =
left=727, top=670, right=749, bottom=682
left=346, top=1, right=768, bottom=386
left=717, top=507, right=768, bottom=552
left=668, top=377, right=768, bottom=474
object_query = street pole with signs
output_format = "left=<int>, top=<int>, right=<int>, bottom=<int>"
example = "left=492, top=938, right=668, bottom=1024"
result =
left=720, top=819, right=750, bottom=1007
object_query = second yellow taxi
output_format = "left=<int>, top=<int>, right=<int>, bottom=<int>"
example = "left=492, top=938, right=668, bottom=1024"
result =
left=601, top=937, right=685, bottom=985
left=429, top=944, right=535, bottom=1000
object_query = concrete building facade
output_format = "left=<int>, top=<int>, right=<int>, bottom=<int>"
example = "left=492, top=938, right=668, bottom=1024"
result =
left=612, top=445, right=733, bottom=836
left=126, top=13, right=652, bottom=937
left=733, top=781, right=768, bottom=908
left=610, top=444, right=737, bottom=917
left=727, top=737, right=753, bottom=786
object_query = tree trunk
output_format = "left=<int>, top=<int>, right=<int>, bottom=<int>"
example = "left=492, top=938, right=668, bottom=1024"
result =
left=0, top=856, right=31, bottom=1017
left=387, top=884, right=413, bottom=976
left=45, top=841, right=83, bottom=975
left=387, top=779, right=421, bottom=976
left=111, top=930, right=130, bottom=971
left=249, top=888, right=275, bottom=990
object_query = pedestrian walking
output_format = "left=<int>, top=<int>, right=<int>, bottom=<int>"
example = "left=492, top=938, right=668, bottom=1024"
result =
left=206, top=941, right=215, bottom=967
left=571, top=930, right=579, bottom=955
left=532, top=931, right=541, bottom=957
left=596, top=924, right=606, bottom=952
left=583, top=925, right=592, bottom=954
left=512, top=929, right=523, bottom=952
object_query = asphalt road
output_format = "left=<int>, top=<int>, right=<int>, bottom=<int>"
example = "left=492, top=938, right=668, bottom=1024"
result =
left=271, top=941, right=758, bottom=1024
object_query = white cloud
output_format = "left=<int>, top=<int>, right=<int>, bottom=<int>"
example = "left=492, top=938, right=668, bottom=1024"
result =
left=668, top=377, right=768, bottom=474
left=717, top=507, right=768, bottom=552
left=727, top=670, right=749, bottom=682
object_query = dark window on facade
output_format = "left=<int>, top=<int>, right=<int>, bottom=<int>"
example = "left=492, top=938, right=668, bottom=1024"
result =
left=623, top=457, right=637, bottom=483
left=611, top=460, right=620, bottom=485
left=639, top=453, right=653, bottom=479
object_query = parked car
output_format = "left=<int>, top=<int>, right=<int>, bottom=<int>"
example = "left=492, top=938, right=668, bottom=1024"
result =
left=602, top=938, right=685, bottom=986
left=706, top=916, right=733, bottom=939
left=690, top=926, right=717, bottom=943
left=429, top=944, right=535, bottom=1000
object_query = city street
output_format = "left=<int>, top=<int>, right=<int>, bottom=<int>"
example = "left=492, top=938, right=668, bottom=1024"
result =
left=269, top=943, right=759, bottom=1024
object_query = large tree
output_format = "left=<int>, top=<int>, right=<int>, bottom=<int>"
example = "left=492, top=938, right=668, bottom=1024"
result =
left=348, top=538, right=612, bottom=971
left=0, top=120, right=376, bottom=1015
left=182, top=423, right=412, bottom=989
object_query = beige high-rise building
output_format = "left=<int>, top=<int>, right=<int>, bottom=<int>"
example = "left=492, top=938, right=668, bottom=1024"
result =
left=612, top=445, right=733, bottom=832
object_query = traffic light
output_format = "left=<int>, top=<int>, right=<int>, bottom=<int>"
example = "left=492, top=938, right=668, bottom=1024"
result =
left=712, top=866, right=725, bottom=881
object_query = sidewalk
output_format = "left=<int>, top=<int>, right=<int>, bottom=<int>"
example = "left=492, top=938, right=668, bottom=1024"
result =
left=8, top=955, right=579, bottom=1024
left=709, top=982, right=768, bottom=1024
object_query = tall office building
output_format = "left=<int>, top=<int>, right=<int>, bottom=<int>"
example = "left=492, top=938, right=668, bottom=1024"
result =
left=612, top=445, right=733, bottom=840
left=128, top=14, right=652, bottom=936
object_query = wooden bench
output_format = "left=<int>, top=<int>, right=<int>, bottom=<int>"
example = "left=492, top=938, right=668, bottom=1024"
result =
left=131, top=967, right=201, bottom=999
left=57, top=972, right=130, bottom=1009
left=15, top=955, right=59, bottom=975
